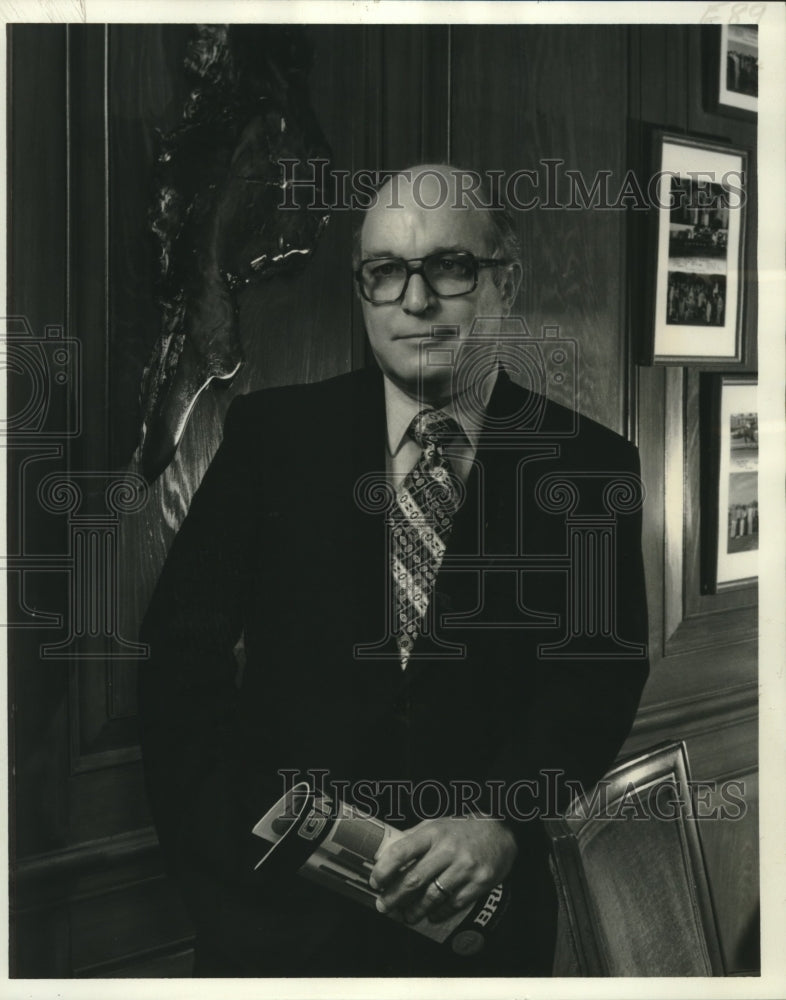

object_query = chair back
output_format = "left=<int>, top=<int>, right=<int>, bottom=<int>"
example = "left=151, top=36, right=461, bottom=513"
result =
left=545, top=741, right=725, bottom=976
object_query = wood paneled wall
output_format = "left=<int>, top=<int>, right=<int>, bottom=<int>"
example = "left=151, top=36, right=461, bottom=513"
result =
left=624, top=25, right=758, bottom=974
left=451, top=25, right=632, bottom=433
left=9, top=23, right=757, bottom=976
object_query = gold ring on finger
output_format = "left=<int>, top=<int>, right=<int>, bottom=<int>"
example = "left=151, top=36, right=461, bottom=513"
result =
left=432, top=877, right=450, bottom=897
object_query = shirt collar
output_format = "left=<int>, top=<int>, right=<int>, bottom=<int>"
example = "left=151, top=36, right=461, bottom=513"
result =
left=383, top=367, right=499, bottom=457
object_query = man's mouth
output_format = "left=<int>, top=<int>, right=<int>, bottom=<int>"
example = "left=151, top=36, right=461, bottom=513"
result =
left=394, top=326, right=459, bottom=341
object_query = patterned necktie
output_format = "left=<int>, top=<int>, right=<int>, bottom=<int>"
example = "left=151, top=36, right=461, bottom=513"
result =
left=390, top=409, right=463, bottom=669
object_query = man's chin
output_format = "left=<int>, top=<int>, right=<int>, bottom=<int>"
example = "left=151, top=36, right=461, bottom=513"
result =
left=387, top=369, right=455, bottom=404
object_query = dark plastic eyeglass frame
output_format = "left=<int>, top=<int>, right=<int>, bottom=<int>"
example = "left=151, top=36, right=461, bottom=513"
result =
left=354, top=251, right=508, bottom=305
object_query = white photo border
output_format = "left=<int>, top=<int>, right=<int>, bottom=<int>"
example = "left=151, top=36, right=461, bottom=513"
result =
left=652, top=133, right=747, bottom=364
left=715, top=376, right=758, bottom=587
left=718, top=23, right=758, bottom=115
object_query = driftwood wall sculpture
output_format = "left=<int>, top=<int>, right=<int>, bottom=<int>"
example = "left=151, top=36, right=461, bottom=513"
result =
left=138, top=24, right=331, bottom=481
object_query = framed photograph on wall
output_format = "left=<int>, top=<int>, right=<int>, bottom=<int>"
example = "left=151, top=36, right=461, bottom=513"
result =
left=700, top=374, right=758, bottom=593
left=702, top=24, right=759, bottom=119
left=647, top=132, right=748, bottom=365
left=717, top=24, right=758, bottom=114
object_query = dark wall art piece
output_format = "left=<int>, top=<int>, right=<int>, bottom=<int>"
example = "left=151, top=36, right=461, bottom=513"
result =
left=138, top=24, right=332, bottom=481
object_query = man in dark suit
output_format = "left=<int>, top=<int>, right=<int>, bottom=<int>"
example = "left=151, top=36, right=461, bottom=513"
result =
left=139, top=164, right=649, bottom=977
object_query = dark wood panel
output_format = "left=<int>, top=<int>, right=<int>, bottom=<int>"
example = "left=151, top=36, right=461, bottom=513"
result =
left=638, top=642, right=756, bottom=708
left=633, top=677, right=756, bottom=741
left=686, top=713, right=757, bottom=782
left=634, top=25, right=689, bottom=130
left=7, top=25, right=69, bottom=332
left=8, top=24, right=73, bottom=860
left=14, top=827, right=159, bottom=909
left=94, top=945, right=194, bottom=978
left=69, top=761, right=153, bottom=843
left=71, top=876, right=193, bottom=976
left=375, top=25, right=450, bottom=167
left=11, top=901, right=71, bottom=978
left=629, top=695, right=757, bottom=778
left=640, top=367, right=756, bottom=664
left=12, top=829, right=192, bottom=977
left=72, top=663, right=137, bottom=762
left=636, top=366, right=666, bottom=656
left=67, top=25, right=110, bottom=475
left=664, top=26, right=689, bottom=130
left=451, top=25, right=629, bottom=435
left=65, top=29, right=150, bottom=777
left=108, top=661, right=139, bottom=719
left=665, top=609, right=756, bottom=658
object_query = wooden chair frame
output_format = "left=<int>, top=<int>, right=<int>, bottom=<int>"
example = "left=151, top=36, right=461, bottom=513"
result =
left=544, top=740, right=726, bottom=976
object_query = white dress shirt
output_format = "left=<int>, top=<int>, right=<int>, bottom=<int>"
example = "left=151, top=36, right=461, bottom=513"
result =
left=382, top=368, right=498, bottom=485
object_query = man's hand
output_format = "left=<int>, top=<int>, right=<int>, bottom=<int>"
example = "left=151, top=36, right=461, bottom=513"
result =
left=368, top=817, right=518, bottom=925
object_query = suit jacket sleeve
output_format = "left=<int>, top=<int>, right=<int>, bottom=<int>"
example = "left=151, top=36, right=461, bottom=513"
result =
left=138, top=394, right=275, bottom=891
left=487, top=436, right=650, bottom=842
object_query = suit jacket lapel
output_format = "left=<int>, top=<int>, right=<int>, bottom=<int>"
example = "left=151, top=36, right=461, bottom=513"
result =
left=344, top=369, right=551, bottom=684
left=345, top=369, right=400, bottom=662
left=400, top=370, right=527, bottom=681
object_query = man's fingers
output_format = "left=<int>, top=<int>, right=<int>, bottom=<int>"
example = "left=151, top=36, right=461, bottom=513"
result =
left=374, top=850, right=449, bottom=914
left=426, top=898, right=463, bottom=924
left=370, top=817, right=516, bottom=923
left=404, top=861, right=499, bottom=924
left=369, top=826, right=433, bottom=890
left=401, top=868, right=466, bottom=924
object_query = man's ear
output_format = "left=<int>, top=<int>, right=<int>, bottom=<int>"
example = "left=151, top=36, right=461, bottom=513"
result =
left=499, top=262, right=522, bottom=316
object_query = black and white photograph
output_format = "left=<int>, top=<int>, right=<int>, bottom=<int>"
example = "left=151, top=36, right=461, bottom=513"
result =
left=720, top=23, right=758, bottom=113
left=667, top=176, right=730, bottom=311
left=715, top=380, right=759, bottom=585
left=727, top=408, right=758, bottom=556
left=666, top=273, right=726, bottom=327
left=727, top=472, right=758, bottom=555
left=4, top=4, right=784, bottom=996
left=650, top=133, right=748, bottom=363
left=700, top=374, right=760, bottom=596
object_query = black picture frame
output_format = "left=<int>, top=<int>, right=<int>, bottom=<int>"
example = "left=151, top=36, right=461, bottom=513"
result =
left=700, top=373, right=758, bottom=593
left=643, top=130, right=749, bottom=366
left=702, top=24, right=758, bottom=119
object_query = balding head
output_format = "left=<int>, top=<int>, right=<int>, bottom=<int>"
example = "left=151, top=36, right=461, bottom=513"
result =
left=356, top=164, right=522, bottom=403
left=355, top=164, right=521, bottom=275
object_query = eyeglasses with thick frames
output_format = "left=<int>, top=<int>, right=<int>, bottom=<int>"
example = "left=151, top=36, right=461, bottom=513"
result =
left=354, top=251, right=508, bottom=305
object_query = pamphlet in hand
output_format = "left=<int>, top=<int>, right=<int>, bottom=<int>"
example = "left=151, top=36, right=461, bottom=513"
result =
left=252, top=782, right=510, bottom=957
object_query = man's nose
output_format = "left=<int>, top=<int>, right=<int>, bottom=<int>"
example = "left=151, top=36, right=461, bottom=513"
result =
left=401, top=272, right=434, bottom=314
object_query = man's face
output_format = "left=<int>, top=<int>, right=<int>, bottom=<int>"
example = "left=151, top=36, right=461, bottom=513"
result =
left=359, top=170, right=517, bottom=402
